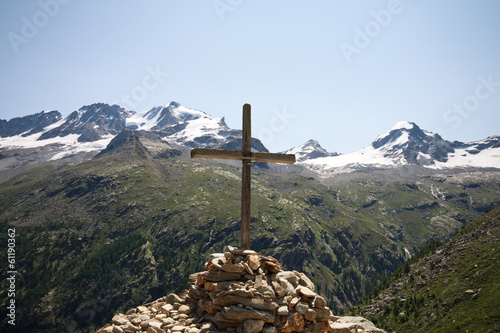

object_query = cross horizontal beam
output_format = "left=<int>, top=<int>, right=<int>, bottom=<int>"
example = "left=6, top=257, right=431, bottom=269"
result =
left=191, top=148, right=296, bottom=165
left=190, top=104, right=296, bottom=250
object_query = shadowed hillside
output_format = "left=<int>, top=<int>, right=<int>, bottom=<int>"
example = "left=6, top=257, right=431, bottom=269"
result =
left=354, top=206, right=500, bottom=332
left=0, top=131, right=499, bottom=332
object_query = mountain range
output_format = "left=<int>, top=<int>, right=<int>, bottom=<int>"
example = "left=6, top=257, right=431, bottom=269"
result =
left=0, top=101, right=499, bottom=332
left=1, top=101, right=499, bottom=181
left=293, top=121, right=500, bottom=176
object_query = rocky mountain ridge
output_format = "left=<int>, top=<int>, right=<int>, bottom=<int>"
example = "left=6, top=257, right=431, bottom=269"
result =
left=0, top=124, right=499, bottom=332
left=38, top=103, right=133, bottom=143
left=1, top=103, right=499, bottom=181
left=298, top=121, right=500, bottom=175
left=0, top=102, right=271, bottom=181
left=0, top=102, right=268, bottom=151
left=0, top=109, right=62, bottom=138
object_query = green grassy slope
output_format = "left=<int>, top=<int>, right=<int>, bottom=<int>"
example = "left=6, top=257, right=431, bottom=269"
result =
left=0, top=133, right=498, bottom=332
left=355, top=206, right=500, bottom=332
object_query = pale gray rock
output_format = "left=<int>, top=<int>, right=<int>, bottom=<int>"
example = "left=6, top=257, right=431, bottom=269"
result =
left=277, top=305, right=290, bottom=316
left=112, top=314, right=130, bottom=326
left=295, top=271, right=315, bottom=291
left=295, top=302, right=309, bottom=315
left=277, top=271, right=299, bottom=287
left=243, top=319, right=265, bottom=333
left=262, top=325, right=277, bottom=333
left=332, top=316, right=387, bottom=333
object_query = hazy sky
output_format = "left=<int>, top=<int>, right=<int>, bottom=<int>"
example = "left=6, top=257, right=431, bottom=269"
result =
left=1, top=1, right=499, bottom=153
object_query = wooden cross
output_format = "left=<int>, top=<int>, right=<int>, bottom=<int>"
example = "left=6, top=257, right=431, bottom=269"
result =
left=191, top=104, right=296, bottom=250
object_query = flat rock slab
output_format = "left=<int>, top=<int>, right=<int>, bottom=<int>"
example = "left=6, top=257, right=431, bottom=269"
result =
left=221, top=305, right=275, bottom=323
left=198, top=270, right=242, bottom=282
left=214, top=295, right=278, bottom=311
left=332, top=316, right=387, bottom=333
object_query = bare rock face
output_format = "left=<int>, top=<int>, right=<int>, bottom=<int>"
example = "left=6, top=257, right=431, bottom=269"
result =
left=97, top=246, right=384, bottom=333
left=330, top=317, right=386, bottom=333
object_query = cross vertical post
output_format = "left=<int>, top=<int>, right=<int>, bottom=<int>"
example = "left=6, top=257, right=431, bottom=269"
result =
left=241, top=104, right=252, bottom=250
left=190, top=104, right=296, bottom=250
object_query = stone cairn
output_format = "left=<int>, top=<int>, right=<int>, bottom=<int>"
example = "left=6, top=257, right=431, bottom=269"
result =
left=96, top=246, right=341, bottom=333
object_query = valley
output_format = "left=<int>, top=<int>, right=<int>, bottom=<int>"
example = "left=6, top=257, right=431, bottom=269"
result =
left=0, top=129, right=498, bottom=332
left=0, top=102, right=499, bottom=332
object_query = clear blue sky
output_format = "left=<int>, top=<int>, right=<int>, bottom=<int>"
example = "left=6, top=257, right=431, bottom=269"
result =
left=1, top=1, right=499, bottom=153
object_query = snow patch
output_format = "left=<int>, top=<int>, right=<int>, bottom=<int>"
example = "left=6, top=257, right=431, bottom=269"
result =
left=428, top=147, right=500, bottom=169
left=391, top=121, right=414, bottom=131
left=49, top=135, right=114, bottom=161
left=304, top=145, right=398, bottom=170
left=0, top=131, right=78, bottom=149
left=172, top=104, right=208, bottom=120
left=404, top=248, right=412, bottom=259
left=170, top=116, right=226, bottom=142
left=375, top=121, right=414, bottom=142
left=126, top=109, right=160, bottom=130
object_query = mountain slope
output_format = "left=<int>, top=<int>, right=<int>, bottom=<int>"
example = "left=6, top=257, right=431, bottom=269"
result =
left=0, top=132, right=499, bottom=332
left=0, top=133, right=397, bottom=331
left=355, top=206, right=500, bottom=332
left=0, top=110, right=62, bottom=138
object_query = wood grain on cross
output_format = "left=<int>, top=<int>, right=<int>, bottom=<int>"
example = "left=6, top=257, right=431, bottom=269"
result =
left=191, top=104, right=296, bottom=250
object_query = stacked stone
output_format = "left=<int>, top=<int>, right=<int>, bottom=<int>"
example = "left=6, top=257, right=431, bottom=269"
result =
left=97, top=246, right=339, bottom=333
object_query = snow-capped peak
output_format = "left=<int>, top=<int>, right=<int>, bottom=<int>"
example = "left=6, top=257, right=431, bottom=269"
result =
left=126, top=101, right=210, bottom=131
left=165, top=101, right=180, bottom=108
left=171, top=103, right=209, bottom=122
left=374, top=121, right=418, bottom=145
left=390, top=121, right=415, bottom=131
left=2, top=106, right=499, bottom=176
left=284, top=139, right=338, bottom=162
left=299, top=121, right=500, bottom=174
